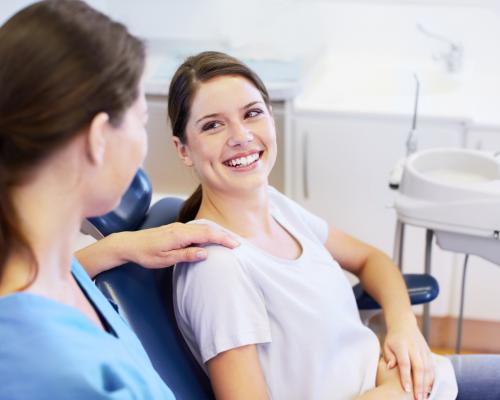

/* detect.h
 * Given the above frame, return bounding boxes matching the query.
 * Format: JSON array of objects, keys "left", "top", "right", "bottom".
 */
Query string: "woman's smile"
[{"left": 222, "top": 150, "right": 264, "bottom": 171}]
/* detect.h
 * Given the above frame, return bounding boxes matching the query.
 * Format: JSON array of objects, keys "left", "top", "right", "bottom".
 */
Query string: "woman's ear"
[
  {"left": 86, "top": 112, "right": 110, "bottom": 165},
  {"left": 172, "top": 136, "right": 193, "bottom": 167}
]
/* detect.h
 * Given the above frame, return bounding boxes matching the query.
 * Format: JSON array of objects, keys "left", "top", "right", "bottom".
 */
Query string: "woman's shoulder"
[
  {"left": 0, "top": 294, "right": 172, "bottom": 399},
  {"left": 0, "top": 292, "right": 94, "bottom": 337},
  {"left": 174, "top": 241, "right": 245, "bottom": 283},
  {"left": 0, "top": 296, "right": 109, "bottom": 395}
]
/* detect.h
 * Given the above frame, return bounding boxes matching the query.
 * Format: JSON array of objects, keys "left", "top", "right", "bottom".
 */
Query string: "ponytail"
[
  {"left": 177, "top": 185, "right": 202, "bottom": 223},
  {"left": 0, "top": 169, "right": 37, "bottom": 289},
  {"left": 0, "top": 0, "right": 144, "bottom": 290}
]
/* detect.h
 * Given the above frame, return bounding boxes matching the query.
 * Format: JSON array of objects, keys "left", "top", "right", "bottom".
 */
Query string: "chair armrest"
[{"left": 353, "top": 273, "right": 439, "bottom": 310}]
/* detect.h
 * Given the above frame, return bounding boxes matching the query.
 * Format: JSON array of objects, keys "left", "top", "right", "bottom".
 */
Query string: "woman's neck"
[
  {"left": 197, "top": 184, "right": 303, "bottom": 260},
  {"left": 197, "top": 185, "right": 273, "bottom": 239},
  {"left": 1, "top": 170, "right": 83, "bottom": 297}
]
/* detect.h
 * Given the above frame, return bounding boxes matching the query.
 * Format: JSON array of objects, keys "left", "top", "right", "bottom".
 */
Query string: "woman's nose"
[{"left": 227, "top": 122, "right": 253, "bottom": 146}]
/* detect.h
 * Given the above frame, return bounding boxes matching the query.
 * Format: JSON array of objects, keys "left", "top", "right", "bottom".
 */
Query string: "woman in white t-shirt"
[{"left": 169, "top": 51, "right": 459, "bottom": 400}]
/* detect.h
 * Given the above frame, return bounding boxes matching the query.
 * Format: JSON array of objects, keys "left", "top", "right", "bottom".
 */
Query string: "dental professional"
[
  {"left": 169, "top": 51, "right": 458, "bottom": 400},
  {"left": 0, "top": 1, "right": 236, "bottom": 399}
]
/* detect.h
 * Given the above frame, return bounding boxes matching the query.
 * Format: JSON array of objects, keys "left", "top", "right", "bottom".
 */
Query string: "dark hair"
[
  {"left": 167, "top": 51, "right": 270, "bottom": 223},
  {"left": 0, "top": 0, "right": 145, "bottom": 289}
]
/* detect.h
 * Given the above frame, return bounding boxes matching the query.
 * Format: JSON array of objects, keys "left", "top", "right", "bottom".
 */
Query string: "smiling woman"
[
  {"left": 174, "top": 75, "right": 276, "bottom": 198},
  {"left": 167, "top": 51, "right": 460, "bottom": 400},
  {"left": 168, "top": 52, "right": 276, "bottom": 224}
]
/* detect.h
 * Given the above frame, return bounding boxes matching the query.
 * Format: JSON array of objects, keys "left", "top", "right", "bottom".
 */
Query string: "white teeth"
[{"left": 226, "top": 153, "right": 259, "bottom": 167}]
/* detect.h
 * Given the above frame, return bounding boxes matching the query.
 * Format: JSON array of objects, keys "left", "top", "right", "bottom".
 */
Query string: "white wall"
[
  {"left": 102, "top": 0, "right": 500, "bottom": 75},
  {"left": 3, "top": 0, "right": 500, "bottom": 74}
]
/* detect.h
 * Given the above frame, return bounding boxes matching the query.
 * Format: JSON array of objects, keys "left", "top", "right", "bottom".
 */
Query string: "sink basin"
[
  {"left": 395, "top": 148, "right": 500, "bottom": 237},
  {"left": 400, "top": 148, "right": 500, "bottom": 202},
  {"left": 395, "top": 148, "right": 500, "bottom": 265}
]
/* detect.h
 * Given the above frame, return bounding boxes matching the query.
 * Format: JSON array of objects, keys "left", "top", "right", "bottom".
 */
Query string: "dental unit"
[{"left": 390, "top": 75, "right": 500, "bottom": 353}]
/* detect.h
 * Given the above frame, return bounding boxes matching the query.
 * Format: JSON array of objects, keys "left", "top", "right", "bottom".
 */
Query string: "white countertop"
[
  {"left": 293, "top": 54, "right": 500, "bottom": 129},
  {"left": 144, "top": 39, "right": 319, "bottom": 101}
]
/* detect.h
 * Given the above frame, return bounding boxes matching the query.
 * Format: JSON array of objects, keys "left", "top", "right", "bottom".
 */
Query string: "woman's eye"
[
  {"left": 245, "top": 108, "right": 264, "bottom": 119},
  {"left": 201, "top": 121, "right": 221, "bottom": 132}
]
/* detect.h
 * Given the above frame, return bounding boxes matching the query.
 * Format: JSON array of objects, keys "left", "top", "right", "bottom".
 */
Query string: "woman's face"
[
  {"left": 94, "top": 83, "right": 149, "bottom": 214},
  {"left": 177, "top": 75, "right": 277, "bottom": 195}
]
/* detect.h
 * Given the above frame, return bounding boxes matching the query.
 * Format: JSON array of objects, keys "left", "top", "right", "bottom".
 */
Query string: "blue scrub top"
[{"left": 0, "top": 259, "right": 175, "bottom": 399}]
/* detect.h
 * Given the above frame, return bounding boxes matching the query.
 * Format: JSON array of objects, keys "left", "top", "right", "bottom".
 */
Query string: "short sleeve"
[
  {"left": 268, "top": 186, "right": 328, "bottom": 243},
  {"left": 174, "top": 245, "right": 272, "bottom": 364}
]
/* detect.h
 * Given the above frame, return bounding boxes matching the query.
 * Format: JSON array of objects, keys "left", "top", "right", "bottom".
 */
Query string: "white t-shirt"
[{"left": 173, "top": 187, "right": 457, "bottom": 400}]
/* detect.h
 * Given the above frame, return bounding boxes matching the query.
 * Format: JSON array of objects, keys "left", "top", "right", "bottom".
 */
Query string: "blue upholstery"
[
  {"left": 88, "top": 169, "right": 213, "bottom": 399},
  {"left": 88, "top": 169, "right": 152, "bottom": 236},
  {"left": 353, "top": 273, "right": 439, "bottom": 310},
  {"left": 86, "top": 168, "right": 439, "bottom": 399}
]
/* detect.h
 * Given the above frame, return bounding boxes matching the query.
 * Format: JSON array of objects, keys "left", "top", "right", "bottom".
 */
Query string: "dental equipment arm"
[{"left": 389, "top": 74, "right": 420, "bottom": 190}]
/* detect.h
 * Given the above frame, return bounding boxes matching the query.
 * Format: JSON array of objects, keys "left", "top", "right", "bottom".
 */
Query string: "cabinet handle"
[{"left": 302, "top": 131, "right": 309, "bottom": 199}]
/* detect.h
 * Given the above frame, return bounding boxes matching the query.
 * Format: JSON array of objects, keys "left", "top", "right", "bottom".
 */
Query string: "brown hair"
[
  {"left": 167, "top": 51, "right": 271, "bottom": 222},
  {"left": 0, "top": 0, "right": 145, "bottom": 288}
]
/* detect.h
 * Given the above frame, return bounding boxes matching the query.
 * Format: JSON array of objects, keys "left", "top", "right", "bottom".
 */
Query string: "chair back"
[
  {"left": 84, "top": 169, "right": 152, "bottom": 238},
  {"left": 85, "top": 170, "right": 214, "bottom": 400}
]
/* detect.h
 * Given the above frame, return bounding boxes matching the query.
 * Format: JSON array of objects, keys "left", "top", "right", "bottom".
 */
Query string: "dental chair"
[{"left": 82, "top": 168, "right": 439, "bottom": 400}]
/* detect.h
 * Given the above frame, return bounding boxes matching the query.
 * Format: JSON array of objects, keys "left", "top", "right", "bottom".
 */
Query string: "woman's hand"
[
  {"left": 116, "top": 222, "right": 240, "bottom": 268},
  {"left": 383, "top": 314, "right": 434, "bottom": 400},
  {"left": 76, "top": 222, "right": 239, "bottom": 277},
  {"left": 375, "top": 358, "right": 413, "bottom": 399}
]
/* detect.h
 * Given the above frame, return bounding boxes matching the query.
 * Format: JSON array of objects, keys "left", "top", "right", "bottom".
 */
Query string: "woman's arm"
[
  {"left": 324, "top": 227, "right": 434, "bottom": 400},
  {"left": 207, "top": 345, "right": 269, "bottom": 400},
  {"left": 76, "top": 223, "right": 239, "bottom": 278}
]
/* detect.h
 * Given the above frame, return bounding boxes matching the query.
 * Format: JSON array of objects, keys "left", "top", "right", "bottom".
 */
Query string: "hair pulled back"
[
  {"left": 0, "top": 0, "right": 145, "bottom": 287},
  {"left": 167, "top": 51, "right": 270, "bottom": 222}
]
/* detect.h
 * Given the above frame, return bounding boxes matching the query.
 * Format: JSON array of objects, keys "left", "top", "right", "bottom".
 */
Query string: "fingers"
[
  {"left": 156, "top": 247, "right": 209, "bottom": 267},
  {"left": 421, "top": 349, "right": 435, "bottom": 398},
  {"left": 409, "top": 347, "right": 435, "bottom": 400},
  {"left": 383, "top": 344, "right": 397, "bottom": 369},
  {"left": 395, "top": 348, "right": 413, "bottom": 395},
  {"left": 410, "top": 351, "right": 426, "bottom": 400},
  {"left": 167, "top": 223, "right": 240, "bottom": 249}
]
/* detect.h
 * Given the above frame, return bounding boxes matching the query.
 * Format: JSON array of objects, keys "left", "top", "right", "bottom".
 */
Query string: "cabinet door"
[
  {"left": 292, "top": 113, "right": 464, "bottom": 316},
  {"left": 292, "top": 114, "right": 463, "bottom": 251},
  {"left": 144, "top": 96, "right": 198, "bottom": 196}
]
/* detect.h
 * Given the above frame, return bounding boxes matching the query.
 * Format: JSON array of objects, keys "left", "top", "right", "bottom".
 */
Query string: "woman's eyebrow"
[
  {"left": 196, "top": 113, "right": 219, "bottom": 124},
  {"left": 242, "top": 101, "right": 263, "bottom": 109}
]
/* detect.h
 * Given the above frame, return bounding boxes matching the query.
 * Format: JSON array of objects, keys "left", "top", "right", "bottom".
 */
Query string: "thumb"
[{"left": 383, "top": 346, "right": 397, "bottom": 369}]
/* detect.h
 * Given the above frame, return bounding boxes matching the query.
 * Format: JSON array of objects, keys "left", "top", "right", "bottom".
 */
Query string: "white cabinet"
[
  {"left": 291, "top": 113, "right": 465, "bottom": 251},
  {"left": 291, "top": 112, "right": 467, "bottom": 317},
  {"left": 144, "top": 96, "right": 198, "bottom": 196}
]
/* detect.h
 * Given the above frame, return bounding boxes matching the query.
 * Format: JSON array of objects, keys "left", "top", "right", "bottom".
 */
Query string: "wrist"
[
  {"left": 106, "top": 231, "right": 131, "bottom": 266},
  {"left": 385, "top": 309, "right": 417, "bottom": 330}
]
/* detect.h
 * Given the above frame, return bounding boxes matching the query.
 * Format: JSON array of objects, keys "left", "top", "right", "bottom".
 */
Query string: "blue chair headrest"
[{"left": 88, "top": 169, "right": 152, "bottom": 237}]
